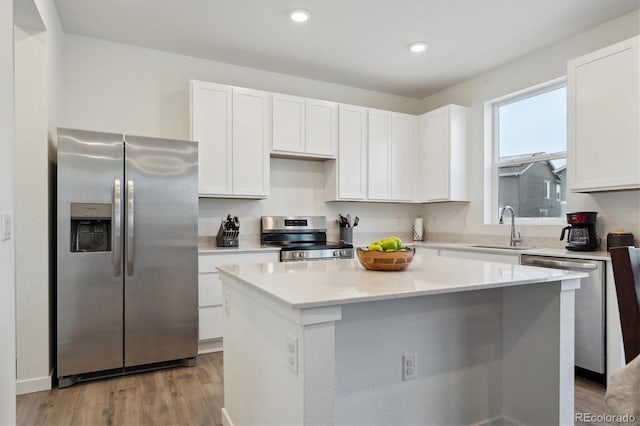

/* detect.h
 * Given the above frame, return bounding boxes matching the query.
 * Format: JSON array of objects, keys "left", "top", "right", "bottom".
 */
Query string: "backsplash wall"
[{"left": 199, "top": 158, "right": 421, "bottom": 244}]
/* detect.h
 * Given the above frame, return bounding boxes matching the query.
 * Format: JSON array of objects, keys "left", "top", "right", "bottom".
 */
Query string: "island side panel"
[
  {"left": 501, "top": 279, "right": 578, "bottom": 426},
  {"left": 220, "top": 272, "right": 340, "bottom": 426},
  {"left": 333, "top": 289, "right": 504, "bottom": 426},
  {"left": 303, "top": 322, "right": 336, "bottom": 425}
]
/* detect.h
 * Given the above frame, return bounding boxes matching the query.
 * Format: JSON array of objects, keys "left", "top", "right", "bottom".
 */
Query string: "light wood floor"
[
  {"left": 18, "top": 353, "right": 614, "bottom": 426},
  {"left": 17, "top": 353, "right": 224, "bottom": 426}
]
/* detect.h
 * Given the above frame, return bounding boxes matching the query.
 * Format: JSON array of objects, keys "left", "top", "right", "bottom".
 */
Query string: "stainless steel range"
[{"left": 261, "top": 216, "right": 354, "bottom": 262}]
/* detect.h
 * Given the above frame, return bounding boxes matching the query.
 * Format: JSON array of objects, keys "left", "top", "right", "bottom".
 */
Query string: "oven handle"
[{"left": 522, "top": 257, "right": 598, "bottom": 271}]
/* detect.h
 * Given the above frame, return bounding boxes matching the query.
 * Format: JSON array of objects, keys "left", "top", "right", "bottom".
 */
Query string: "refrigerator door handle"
[
  {"left": 113, "top": 179, "right": 122, "bottom": 276},
  {"left": 127, "top": 180, "right": 135, "bottom": 276}
]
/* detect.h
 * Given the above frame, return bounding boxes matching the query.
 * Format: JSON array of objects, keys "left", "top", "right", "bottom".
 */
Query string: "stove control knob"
[
  {"left": 340, "top": 250, "right": 349, "bottom": 257},
  {"left": 300, "top": 252, "right": 305, "bottom": 258},
  {"left": 333, "top": 250, "right": 339, "bottom": 256}
]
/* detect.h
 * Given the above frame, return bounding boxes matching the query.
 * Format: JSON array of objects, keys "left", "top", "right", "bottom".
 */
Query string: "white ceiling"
[{"left": 53, "top": 0, "right": 640, "bottom": 99}]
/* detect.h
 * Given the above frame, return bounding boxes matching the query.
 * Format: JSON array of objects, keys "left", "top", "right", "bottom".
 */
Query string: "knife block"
[{"left": 216, "top": 223, "right": 239, "bottom": 247}]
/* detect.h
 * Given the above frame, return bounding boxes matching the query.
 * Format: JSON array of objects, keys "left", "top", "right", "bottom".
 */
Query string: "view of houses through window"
[{"left": 494, "top": 81, "right": 567, "bottom": 219}]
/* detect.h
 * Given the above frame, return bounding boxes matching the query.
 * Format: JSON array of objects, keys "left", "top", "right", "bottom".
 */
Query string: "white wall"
[
  {"left": 420, "top": 10, "right": 640, "bottom": 246},
  {"left": 14, "top": 0, "right": 65, "bottom": 394},
  {"left": 36, "top": 0, "right": 64, "bottom": 146},
  {"left": 14, "top": 24, "right": 51, "bottom": 394},
  {"left": 0, "top": 0, "right": 16, "bottom": 423}
]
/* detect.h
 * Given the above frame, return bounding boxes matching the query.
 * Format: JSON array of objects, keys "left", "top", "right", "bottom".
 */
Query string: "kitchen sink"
[{"left": 470, "top": 244, "right": 534, "bottom": 251}]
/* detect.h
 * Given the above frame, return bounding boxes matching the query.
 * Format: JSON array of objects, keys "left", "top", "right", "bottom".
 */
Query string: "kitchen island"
[{"left": 218, "top": 254, "right": 586, "bottom": 426}]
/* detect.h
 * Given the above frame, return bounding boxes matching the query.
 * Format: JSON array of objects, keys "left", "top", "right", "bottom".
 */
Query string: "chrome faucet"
[{"left": 499, "top": 206, "right": 523, "bottom": 247}]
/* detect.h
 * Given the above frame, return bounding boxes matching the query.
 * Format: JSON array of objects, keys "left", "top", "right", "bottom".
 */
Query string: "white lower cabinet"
[
  {"left": 198, "top": 250, "right": 279, "bottom": 353},
  {"left": 199, "top": 306, "right": 224, "bottom": 341},
  {"left": 198, "top": 272, "right": 223, "bottom": 307}
]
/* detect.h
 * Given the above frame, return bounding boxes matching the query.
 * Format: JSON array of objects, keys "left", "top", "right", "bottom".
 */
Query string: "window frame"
[{"left": 487, "top": 77, "right": 567, "bottom": 225}]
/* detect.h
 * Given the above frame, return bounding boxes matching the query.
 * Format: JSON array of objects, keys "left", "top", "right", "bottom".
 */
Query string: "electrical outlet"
[
  {"left": 287, "top": 335, "right": 298, "bottom": 373},
  {"left": 224, "top": 291, "right": 231, "bottom": 316},
  {"left": 402, "top": 353, "right": 417, "bottom": 381}
]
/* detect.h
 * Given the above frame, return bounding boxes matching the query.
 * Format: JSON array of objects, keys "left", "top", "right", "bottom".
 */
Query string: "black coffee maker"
[{"left": 560, "top": 211, "right": 600, "bottom": 251}]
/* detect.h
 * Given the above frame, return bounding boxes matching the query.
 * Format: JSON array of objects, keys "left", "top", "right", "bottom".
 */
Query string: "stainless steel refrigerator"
[{"left": 56, "top": 128, "right": 198, "bottom": 387}]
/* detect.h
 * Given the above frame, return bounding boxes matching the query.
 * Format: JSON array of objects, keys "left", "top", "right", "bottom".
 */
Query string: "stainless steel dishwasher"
[{"left": 520, "top": 255, "right": 605, "bottom": 381}]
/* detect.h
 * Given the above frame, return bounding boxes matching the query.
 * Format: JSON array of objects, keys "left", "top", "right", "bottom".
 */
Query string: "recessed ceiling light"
[
  {"left": 409, "top": 42, "right": 429, "bottom": 53},
  {"left": 290, "top": 9, "right": 311, "bottom": 23}
]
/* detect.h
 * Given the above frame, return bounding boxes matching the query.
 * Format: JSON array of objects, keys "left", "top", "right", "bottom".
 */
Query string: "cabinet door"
[
  {"left": 272, "top": 94, "right": 305, "bottom": 153},
  {"left": 421, "top": 107, "right": 450, "bottom": 201},
  {"left": 306, "top": 99, "right": 337, "bottom": 156},
  {"left": 199, "top": 306, "right": 224, "bottom": 340},
  {"left": 232, "top": 88, "right": 270, "bottom": 197},
  {"left": 337, "top": 104, "right": 367, "bottom": 199},
  {"left": 368, "top": 109, "right": 392, "bottom": 200},
  {"left": 190, "top": 81, "right": 232, "bottom": 196},
  {"left": 391, "top": 113, "right": 416, "bottom": 201},
  {"left": 199, "top": 273, "right": 223, "bottom": 307},
  {"left": 568, "top": 36, "right": 640, "bottom": 192}
]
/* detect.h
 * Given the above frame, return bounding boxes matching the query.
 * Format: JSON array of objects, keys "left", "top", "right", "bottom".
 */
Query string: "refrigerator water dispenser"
[{"left": 70, "top": 203, "right": 112, "bottom": 252}]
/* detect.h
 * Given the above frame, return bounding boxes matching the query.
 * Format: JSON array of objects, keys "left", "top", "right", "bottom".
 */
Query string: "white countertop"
[
  {"left": 217, "top": 254, "right": 586, "bottom": 309},
  {"left": 198, "top": 238, "right": 613, "bottom": 261}
]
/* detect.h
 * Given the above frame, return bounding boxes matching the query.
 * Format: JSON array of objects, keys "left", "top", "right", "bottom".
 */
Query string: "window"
[
  {"left": 544, "top": 180, "right": 551, "bottom": 200},
  {"left": 491, "top": 79, "right": 567, "bottom": 221}
]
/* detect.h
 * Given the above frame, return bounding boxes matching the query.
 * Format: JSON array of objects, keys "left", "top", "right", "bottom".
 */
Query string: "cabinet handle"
[
  {"left": 112, "top": 179, "right": 121, "bottom": 277},
  {"left": 127, "top": 180, "right": 135, "bottom": 276}
]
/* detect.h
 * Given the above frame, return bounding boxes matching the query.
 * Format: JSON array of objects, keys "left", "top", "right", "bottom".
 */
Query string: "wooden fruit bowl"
[{"left": 356, "top": 247, "right": 415, "bottom": 271}]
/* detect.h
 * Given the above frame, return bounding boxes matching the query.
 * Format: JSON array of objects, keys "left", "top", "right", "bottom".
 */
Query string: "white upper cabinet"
[
  {"left": 367, "top": 109, "right": 417, "bottom": 202},
  {"left": 390, "top": 113, "right": 417, "bottom": 201},
  {"left": 568, "top": 36, "right": 640, "bottom": 193},
  {"left": 272, "top": 95, "right": 337, "bottom": 158},
  {"left": 272, "top": 94, "right": 305, "bottom": 153},
  {"left": 190, "top": 81, "right": 233, "bottom": 196},
  {"left": 417, "top": 104, "right": 469, "bottom": 203},
  {"left": 306, "top": 99, "right": 337, "bottom": 156},
  {"left": 190, "top": 80, "right": 270, "bottom": 198},
  {"left": 367, "top": 109, "right": 392, "bottom": 200},
  {"left": 325, "top": 104, "right": 367, "bottom": 200},
  {"left": 232, "top": 87, "right": 270, "bottom": 197}
]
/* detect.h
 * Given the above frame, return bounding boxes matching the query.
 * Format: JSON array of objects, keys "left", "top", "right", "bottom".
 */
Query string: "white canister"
[{"left": 413, "top": 216, "right": 424, "bottom": 241}]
